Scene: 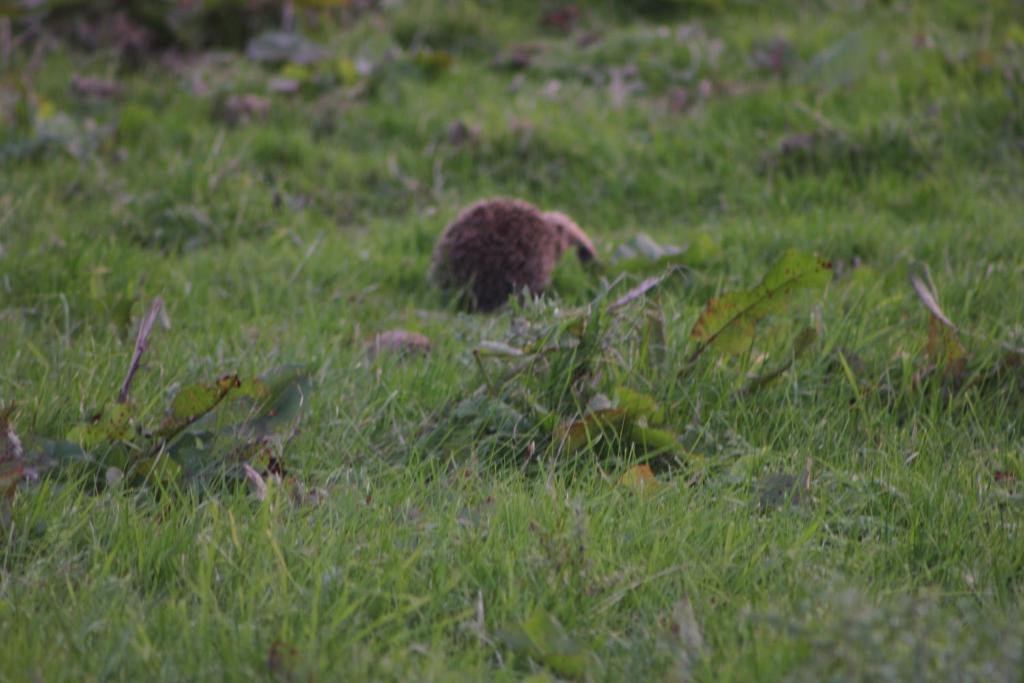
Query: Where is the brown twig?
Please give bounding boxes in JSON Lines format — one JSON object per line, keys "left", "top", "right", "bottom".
{"left": 118, "top": 297, "right": 163, "bottom": 404}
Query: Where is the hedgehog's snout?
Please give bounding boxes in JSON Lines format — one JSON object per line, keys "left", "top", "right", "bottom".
{"left": 543, "top": 211, "right": 597, "bottom": 263}
{"left": 574, "top": 242, "right": 596, "bottom": 262}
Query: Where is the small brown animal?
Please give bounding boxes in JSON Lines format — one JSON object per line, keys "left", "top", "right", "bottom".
{"left": 430, "top": 198, "right": 597, "bottom": 312}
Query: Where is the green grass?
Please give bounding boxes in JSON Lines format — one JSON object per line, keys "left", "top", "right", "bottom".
{"left": 2, "top": 0, "right": 1024, "bottom": 680}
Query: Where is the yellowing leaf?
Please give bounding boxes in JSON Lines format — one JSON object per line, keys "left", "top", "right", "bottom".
{"left": 556, "top": 409, "right": 631, "bottom": 453}
{"left": 690, "top": 249, "right": 832, "bottom": 358}
{"left": 557, "top": 408, "right": 682, "bottom": 460}
{"left": 619, "top": 464, "right": 662, "bottom": 494}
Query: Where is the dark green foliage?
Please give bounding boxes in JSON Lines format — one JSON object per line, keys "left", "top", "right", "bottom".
{"left": 2, "top": 0, "right": 1024, "bottom": 680}
{"left": 32, "top": 0, "right": 282, "bottom": 51}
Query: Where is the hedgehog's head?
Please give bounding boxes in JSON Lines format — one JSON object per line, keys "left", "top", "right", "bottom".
{"left": 542, "top": 210, "right": 597, "bottom": 263}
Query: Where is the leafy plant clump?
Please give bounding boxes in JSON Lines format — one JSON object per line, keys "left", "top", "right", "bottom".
{"left": 688, "top": 249, "right": 832, "bottom": 362}
{"left": 423, "top": 248, "right": 833, "bottom": 488}
{"left": 0, "top": 299, "right": 313, "bottom": 522}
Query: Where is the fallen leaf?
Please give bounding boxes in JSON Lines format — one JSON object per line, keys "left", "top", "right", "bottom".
{"left": 910, "top": 268, "right": 968, "bottom": 379}
{"left": 366, "top": 330, "right": 431, "bottom": 358}
{"left": 557, "top": 408, "right": 631, "bottom": 453}
{"left": 243, "top": 463, "right": 267, "bottom": 501}
{"left": 558, "top": 408, "right": 679, "bottom": 458}
{"left": 689, "top": 249, "right": 832, "bottom": 360}
{"left": 910, "top": 272, "right": 955, "bottom": 328}
{"left": 618, "top": 463, "right": 662, "bottom": 494}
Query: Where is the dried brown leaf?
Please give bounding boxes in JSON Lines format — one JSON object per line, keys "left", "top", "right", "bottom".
{"left": 910, "top": 274, "right": 955, "bottom": 329}
{"left": 366, "top": 330, "right": 431, "bottom": 358}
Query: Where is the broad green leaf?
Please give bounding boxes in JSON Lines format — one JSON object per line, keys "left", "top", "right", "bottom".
{"left": 690, "top": 249, "right": 832, "bottom": 357}
{"left": 191, "top": 365, "right": 310, "bottom": 439}
{"left": 22, "top": 437, "right": 92, "bottom": 467}
{"left": 630, "top": 425, "right": 680, "bottom": 455}
{"left": 166, "top": 437, "right": 215, "bottom": 479}
{"left": 67, "top": 402, "right": 135, "bottom": 449}
{"left": 557, "top": 409, "right": 680, "bottom": 458}
{"left": 498, "top": 609, "right": 589, "bottom": 679}
{"left": 165, "top": 366, "right": 311, "bottom": 483}
{"left": 156, "top": 375, "right": 242, "bottom": 439}
{"left": 613, "top": 386, "right": 664, "bottom": 423}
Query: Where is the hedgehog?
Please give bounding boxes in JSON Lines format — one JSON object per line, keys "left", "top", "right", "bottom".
{"left": 430, "top": 198, "right": 597, "bottom": 312}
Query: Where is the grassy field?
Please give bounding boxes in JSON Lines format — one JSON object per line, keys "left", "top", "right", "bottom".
{"left": 2, "top": 1, "right": 1024, "bottom": 680}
